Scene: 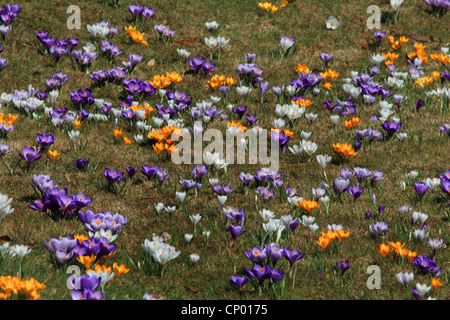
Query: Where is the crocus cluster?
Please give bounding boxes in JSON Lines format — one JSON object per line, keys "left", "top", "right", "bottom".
{"left": 0, "top": 4, "right": 21, "bottom": 25}
{"left": 142, "top": 233, "right": 181, "bottom": 269}
{"left": 78, "top": 210, "right": 128, "bottom": 243}
{"left": 87, "top": 19, "right": 119, "bottom": 39}
{"left": 128, "top": 4, "right": 155, "bottom": 20}
{"left": 29, "top": 175, "right": 93, "bottom": 219}
{"left": 188, "top": 56, "right": 215, "bottom": 76}
{"left": 89, "top": 67, "right": 128, "bottom": 85}
{"left": 36, "top": 31, "right": 78, "bottom": 62}
{"left": 154, "top": 23, "right": 175, "bottom": 39}
{"left": 70, "top": 88, "right": 95, "bottom": 107}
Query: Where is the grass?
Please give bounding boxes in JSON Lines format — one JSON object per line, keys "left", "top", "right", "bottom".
{"left": 0, "top": 0, "right": 449, "bottom": 300}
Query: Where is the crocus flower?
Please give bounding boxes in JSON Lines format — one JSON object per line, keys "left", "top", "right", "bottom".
{"left": 245, "top": 264, "right": 272, "bottom": 285}
{"left": 142, "top": 165, "right": 158, "bottom": 180}
{"left": 19, "top": 146, "right": 41, "bottom": 164}
{"left": 279, "top": 36, "right": 295, "bottom": 53}
{"left": 126, "top": 167, "right": 138, "bottom": 179}
{"left": 192, "top": 164, "right": 208, "bottom": 181}
{"left": 245, "top": 246, "right": 267, "bottom": 263}
{"left": 229, "top": 275, "right": 248, "bottom": 289}
{"left": 319, "top": 52, "right": 333, "bottom": 66}
{"left": 336, "top": 260, "right": 350, "bottom": 275}
{"left": 381, "top": 120, "right": 402, "bottom": 136}
{"left": 283, "top": 248, "right": 305, "bottom": 268}
{"left": 413, "top": 255, "right": 437, "bottom": 275}
{"left": 36, "top": 132, "right": 55, "bottom": 149}
{"left": 104, "top": 168, "right": 124, "bottom": 185}
{"left": 347, "top": 185, "right": 363, "bottom": 200}
{"left": 228, "top": 224, "right": 246, "bottom": 240}
{"left": 370, "top": 222, "right": 388, "bottom": 235}
{"left": 396, "top": 272, "right": 414, "bottom": 287}
{"left": 414, "top": 182, "right": 429, "bottom": 201}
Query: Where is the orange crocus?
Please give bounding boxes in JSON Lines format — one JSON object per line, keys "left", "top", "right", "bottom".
{"left": 296, "top": 200, "right": 319, "bottom": 212}
{"left": 336, "top": 229, "right": 350, "bottom": 243}
{"left": 113, "top": 129, "right": 124, "bottom": 140}
{"left": 388, "top": 242, "right": 405, "bottom": 254}
{"left": 153, "top": 142, "right": 165, "bottom": 154}
{"left": 431, "top": 278, "right": 443, "bottom": 290}
{"left": 122, "top": 136, "right": 132, "bottom": 145}
{"left": 316, "top": 236, "right": 332, "bottom": 249}
{"left": 48, "top": 149, "right": 60, "bottom": 160}
{"left": 77, "top": 254, "right": 96, "bottom": 269}
{"left": 377, "top": 243, "right": 392, "bottom": 257}
{"left": 73, "top": 119, "right": 82, "bottom": 130}
{"left": 113, "top": 263, "right": 130, "bottom": 278}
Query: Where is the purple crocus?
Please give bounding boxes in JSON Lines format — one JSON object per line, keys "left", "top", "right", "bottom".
{"left": 347, "top": 185, "right": 363, "bottom": 200}
{"left": 245, "top": 246, "right": 267, "bottom": 263}
{"left": 333, "top": 177, "right": 350, "bottom": 194}
{"left": 414, "top": 182, "right": 429, "bottom": 201}
{"left": 201, "top": 61, "right": 216, "bottom": 75}
{"left": 319, "top": 52, "right": 333, "bottom": 66}
{"left": 229, "top": 275, "right": 248, "bottom": 289}
{"left": 0, "top": 142, "right": 11, "bottom": 155}
{"left": 413, "top": 255, "right": 437, "bottom": 275}
{"left": 439, "top": 123, "right": 450, "bottom": 136}
{"left": 232, "top": 105, "right": 247, "bottom": 119}
{"left": 128, "top": 4, "right": 143, "bottom": 16}
{"left": 373, "top": 31, "right": 386, "bottom": 41}
{"left": 381, "top": 120, "right": 402, "bottom": 136}
{"left": 416, "top": 99, "right": 425, "bottom": 111}
{"left": 36, "top": 132, "right": 55, "bottom": 149}
{"left": 245, "top": 264, "right": 272, "bottom": 285}
{"left": 142, "top": 7, "right": 155, "bottom": 19}
{"left": 156, "top": 168, "right": 172, "bottom": 182}
{"left": 192, "top": 164, "right": 208, "bottom": 181}
{"left": 244, "top": 53, "right": 256, "bottom": 63}
{"left": 266, "top": 244, "right": 284, "bottom": 264}
{"left": 369, "top": 221, "right": 388, "bottom": 235}
{"left": 75, "top": 159, "right": 89, "bottom": 171}
{"left": 256, "top": 186, "right": 275, "bottom": 201}
{"left": 104, "top": 168, "right": 124, "bottom": 185}
{"left": 126, "top": 166, "right": 138, "bottom": 179}
{"left": 228, "top": 224, "right": 246, "bottom": 240}
{"left": 283, "top": 248, "right": 305, "bottom": 268}
{"left": 188, "top": 56, "right": 205, "bottom": 73}
{"left": 336, "top": 260, "right": 350, "bottom": 275}
{"left": 19, "top": 146, "right": 41, "bottom": 164}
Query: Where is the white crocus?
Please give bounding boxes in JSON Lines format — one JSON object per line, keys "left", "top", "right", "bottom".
{"left": 302, "top": 140, "right": 318, "bottom": 155}
{"left": 275, "top": 104, "right": 289, "bottom": 117}
{"left": 390, "top": 0, "right": 404, "bottom": 11}
{"left": 184, "top": 233, "right": 193, "bottom": 244}
{"left": 205, "top": 37, "right": 218, "bottom": 48}
{"left": 0, "top": 193, "right": 14, "bottom": 223}
{"left": 175, "top": 191, "right": 186, "bottom": 204}
{"left": 415, "top": 283, "right": 431, "bottom": 297}
{"left": 370, "top": 54, "right": 385, "bottom": 66}
{"left": 325, "top": 16, "right": 340, "bottom": 30}
{"left": 67, "top": 130, "right": 80, "bottom": 142}
{"left": 177, "top": 48, "right": 191, "bottom": 58}
{"left": 259, "top": 209, "right": 275, "bottom": 222}
{"left": 205, "top": 21, "right": 219, "bottom": 32}
{"left": 288, "top": 143, "right": 303, "bottom": 155}
{"left": 300, "top": 131, "right": 311, "bottom": 140}
{"left": 425, "top": 178, "right": 440, "bottom": 191}
{"left": 216, "top": 36, "right": 230, "bottom": 48}
{"left": 330, "top": 115, "right": 339, "bottom": 125}
{"left": 236, "top": 85, "right": 252, "bottom": 98}
{"left": 190, "top": 253, "right": 200, "bottom": 265}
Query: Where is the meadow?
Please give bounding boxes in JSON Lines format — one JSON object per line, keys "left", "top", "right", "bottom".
{"left": 0, "top": 0, "right": 448, "bottom": 300}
